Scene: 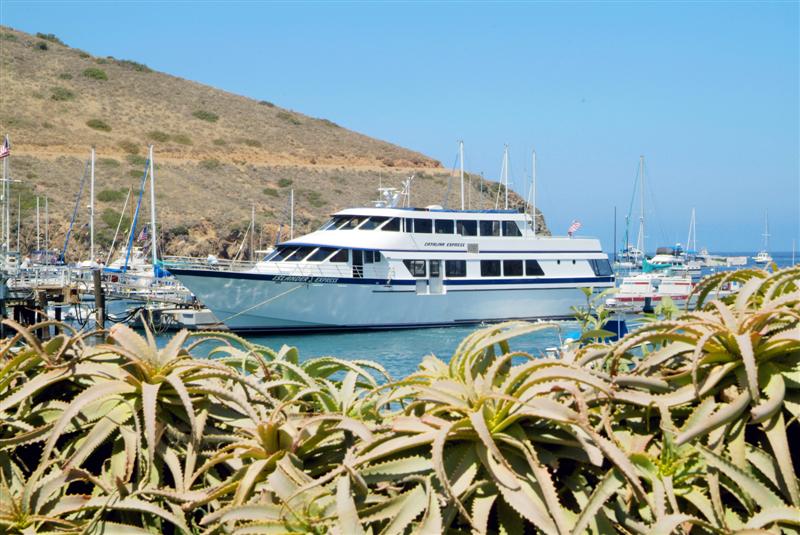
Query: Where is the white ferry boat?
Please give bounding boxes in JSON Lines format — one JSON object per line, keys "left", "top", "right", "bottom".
{"left": 167, "top": 203, "right": 614, "bottom": 332}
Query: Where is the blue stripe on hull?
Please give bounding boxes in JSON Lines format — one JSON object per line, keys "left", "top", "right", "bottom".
{"left": 167, "top": 268, "right": 613, "bottom": 287}
{"left": 215, "top": 315, "right": 577, "bottom": 334}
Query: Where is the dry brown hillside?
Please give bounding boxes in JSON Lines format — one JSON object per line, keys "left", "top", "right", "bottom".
{"left": 0, "top": 27, "right": 548, "bottom": 259}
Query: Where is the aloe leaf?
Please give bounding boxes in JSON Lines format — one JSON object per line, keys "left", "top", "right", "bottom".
{"left": 201, "top": 503, "right": 282, "bottom": 526}
{"left": 83, "top": 496, "right": 190, "bottom": 533}
{"left": 699, "top": 445, "right": 786, "bottom": 509}
{"left": 140, "top": 380, "right": 161, "bottom": 472}
{"left": 360, "top": 484, "right": 426, "bottom": 524}
{"left": 42, "top": 381, "right": 135, "bottom": 462}
{"left": 477, "top": 447, "right": 558, "bottom": 535}
{"left": 650, "top": 513, "right": 707, "bottom": 535}
{"left": 571, "top": 468, "right": 625, "bottom": 535}
{"left": 675, "top": 389, "right": 750, "bottom": 446}
{"left": 416, "top": 479, "right": 443, "bottom": 534}
{"left": 336, "top": 473, "right": 365, "bottom": 535}
{"left": 733, "top": 332, "right": 760, "bottom": 403}
{"left": 762, "top": 411, "right": 800, "bottom": 506}
{"left": 744, "top": 505, "right": 800, "bottom": 529}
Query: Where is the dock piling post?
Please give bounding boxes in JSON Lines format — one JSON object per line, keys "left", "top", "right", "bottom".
{"left": 92, "top": 269, "right": 105, "bottom": 330}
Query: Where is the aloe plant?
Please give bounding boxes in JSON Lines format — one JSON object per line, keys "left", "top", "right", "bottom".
{"left": 0, "top": 267, "right": 797, "bottom": 533}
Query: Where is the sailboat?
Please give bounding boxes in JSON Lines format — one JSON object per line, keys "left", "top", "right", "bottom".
{"left": 616, "top": 156, "right": 646, "bottom": 270}
{"left": 752, "top": 212, "right": 772, "bottom": 264}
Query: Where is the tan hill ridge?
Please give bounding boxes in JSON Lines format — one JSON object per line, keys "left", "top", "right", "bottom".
{"left": 0, "top": 26, "right": 548, "bottom": 260}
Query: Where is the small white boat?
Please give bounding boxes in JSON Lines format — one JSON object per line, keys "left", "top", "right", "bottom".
{"left": 606, "top": 272, "right": 695, "bottom": 312}
{"left": 752, "top": 251, "right": 772, "bottom": 265}
{"left": 753, "top": 212, "right": 771, "bottom": 264}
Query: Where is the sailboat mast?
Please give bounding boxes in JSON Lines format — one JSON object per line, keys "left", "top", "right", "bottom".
{"left": 289, "top": 189, "right": 294, "bottom": 240}
{"left": 1, "top": 146, "right": 6, "bottom": 253}
{"left": 35, "top": 196, "right": 40, "bottom": 251}
{"left": 459, "top": 140, "right": 465, "bottom": 211}
{"left": 532, "top": 149, "right": 537, "bottom": 236}
{"left": 15, "top": 195, "right": 20, "bottom": 252}
{"left": 638, "top": 155, "right": 645, "bottom": 255}
{"left": 504, "top": 145, "right": 509, "bottom": 210}
{"left": 148, "top": 145, "right": 158, "bottom": 269}
{"left": 250, "top": 204, "right": 255, "bottom": 261}
{"left": 45, "top": 196, "right": 48, "bottom": 251}
{"left": 90, "top": 147, "right": 95, "bottom": 262}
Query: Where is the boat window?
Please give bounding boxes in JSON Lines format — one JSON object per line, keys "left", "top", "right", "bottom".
{"left": 445, "top": 260, "right": 467, "bottom": 277}
{"left": 525, "top": 260, "right": 545, "bottom": 276}
{"left": 403, "top": 259, "right": 427, "bottom": 277}
{"left": 323, "top": 216, "right": 347, "bottom": 230}
{"left": 479, "top": 220, "right": 501, "bottom": 237}
{"left": 503, "top": 260, "right": 523, "bottom": 276}
{"left": 429, "top": 260, "right": 441, "bottom": 277}
{"left": 404, "top": 218, "right": 414, "bottom": 232}
{"left": 274, "top": 246, "right": 299, "bottom": 261}
{"left": 589, "top": 259, "right": 613, "bottom": 276}
{"left": 263, "top": 249, "right": 281, "bottom": 262}
{"left": 329, "top": 249, "right": 349, "bottom": 263}
{"left": 456, "top": 220, "right": 478, "bottom": 236}
{"left": 318, "top": 218, "right": 336, "bottom": 231}
{"left": 285, "top": 247, "right": 314, "bottom": 261}
{"left": 372, "top": 251, "right": 383, "bottom": 262}
{"left": 435, "top": 220, "right": 455, "bottom": 234}
{"left": 341, "top": 217, "right": 366, "bottom": 230}
{"left": 359, "top": 217, "right": 388, "bottom": 230}
{"left": 307, "top": 247, "right": 337, "bottom": 262}
{"left": 480, "top": 260, "right": 501, "bottom": 277}
{"left": 414, "top": 219, "right": 433, "bottom": 233}
{"left": 381, "top": 218, "right": 400, "bottom": 231}
{"left": 502, "top": 221, "right": 523, "bottom": 237}
{"left": 364, "top": 250, "right": 374, "bottom": 264}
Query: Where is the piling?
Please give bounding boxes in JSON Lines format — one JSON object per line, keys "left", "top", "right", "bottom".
{"left": 36, "top": 291, "right": 47, "bottom": 339}
{"left": 92, "top": 269, "right": 105, "bottom": 329}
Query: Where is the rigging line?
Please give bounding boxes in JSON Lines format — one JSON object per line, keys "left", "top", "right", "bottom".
{"left": 62, "top": 160, "right": 90, "bottom": 261}
{"left": 218, "top": 284, "right": 303, "bottom": 324}
{"left": 494, "top": 152, "right": 505, "bottom": 210}
{"left": 644, "top": 162, "right": 668, "bottom": 247}
{"left": 624, "top": 164, "right": 639, "bottom": 249}
{"left": 442, "top": 150, "right": 459, "bottom": 208}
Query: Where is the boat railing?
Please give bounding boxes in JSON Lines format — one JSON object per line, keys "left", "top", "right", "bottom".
{"left": 161, "top": 256, "right": 258, "bottom": 272}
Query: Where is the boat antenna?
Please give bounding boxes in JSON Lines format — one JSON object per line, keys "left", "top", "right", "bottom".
{"left": 459, "top": 140, "right": 465, "bottom": 211}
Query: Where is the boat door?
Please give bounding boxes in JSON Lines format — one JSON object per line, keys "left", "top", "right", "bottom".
{"left": 428, "top": 260, "right": 444, "bottom": 294}
{"left": 352, "top": 250, "right": 364, "bottom": 278}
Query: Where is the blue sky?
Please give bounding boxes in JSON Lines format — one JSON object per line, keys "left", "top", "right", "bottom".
{"left": 3, "top": 1, "right": 798, "bottom": 252}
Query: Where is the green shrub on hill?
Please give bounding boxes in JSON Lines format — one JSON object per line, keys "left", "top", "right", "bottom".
{"left": 57, "top": 73, "right": 72, "bottom": 80}
{"left": 172, "top": 133, "right": 192, "bottom": 145}
{"left": 263, "top": 187, "right": 278, "bottom": 197}
{"left": 278, "top": 178, "right": 293, "bottom": 187}
{"left": 35, "top": 41, "right": 48, "bottom": 51}
{"left": 85, "top": 118, "right": 111, "bottom": 132}
{"left": 200, "top": 158, "right": 221, "bottom": 170}
{"left": 146, "top": 130, "right": 170, "bottom": 142}
{"left": 192, "top": 110, "right": 218, "bottom": 122}
{"left": 83, "top": 67, "right": 108, "bottom": 81}
{"left": 118, "top": 140, "right": 139, "bottom": 154}
{"left": 50, "top": 86, "right": 75, "bottom": 101}
{"left": 35, "top": 32, "right": 64, "bottom": 45}
{"left": 97, "top": 188, "right": 127, "bottom": 202}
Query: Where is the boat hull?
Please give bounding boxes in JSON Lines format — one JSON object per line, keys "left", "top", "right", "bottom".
{"left": 170, "top": 269, "right": 613, "bottom": 332}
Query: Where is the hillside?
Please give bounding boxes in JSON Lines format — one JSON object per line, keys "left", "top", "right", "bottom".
{"left": 0, "top": 27, "right": 548, "bottom": 259}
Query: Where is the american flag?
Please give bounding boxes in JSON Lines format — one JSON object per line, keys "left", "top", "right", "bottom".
{"left": 0, "top": 136, "right": 10, "bottom": 159}
{"left": 567, "top": 220, "right": 582, "bottom": 236}
{"left": 137, "top": 225, "right": 149, "bottom": 242}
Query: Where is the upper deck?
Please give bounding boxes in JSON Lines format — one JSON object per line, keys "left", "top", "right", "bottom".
{"left": 277, "top": 206, "right": 604, "bottom": 255}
